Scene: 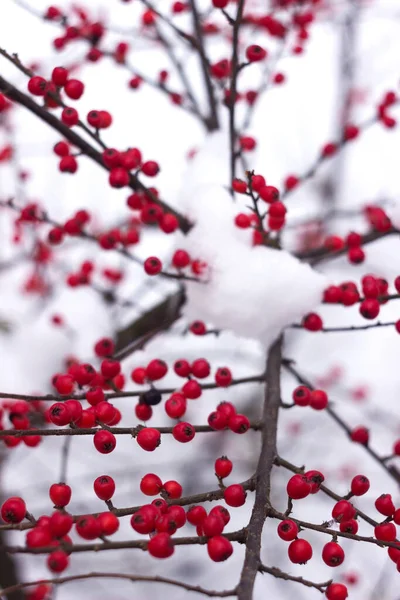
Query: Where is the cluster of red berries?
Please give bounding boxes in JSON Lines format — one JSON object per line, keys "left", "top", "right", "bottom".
{"left": 0, "top": 399, "right": 44, "bottom": 448}
{"left": 292, "top": 385, "right": 328, "bottom": 410}
{"left": 232, "top": 174, "right": 287, "bottom": 236}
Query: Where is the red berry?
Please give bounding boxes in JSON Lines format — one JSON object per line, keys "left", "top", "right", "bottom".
{"left": 374, "top": 522, "right": 397, "bottom": 541}
{"left": 109, "top": 167, "right": 129, "bottom": 188}
{"left": 304, "top": 469, "right": 325, "bottom": 493}
{"left": 172, "top": 421, "right": 195, "bottom": 443}
{"left": 277, "top": 519, "right": 299, "bottom": 541}
{"left": 246, "top": 44, "right": 267, "bottom": 62}
{"left": 325, "top": 583, "right": 348, "bottom": 600}
{"left": 76, "top": 515, "right": 101, "bottom": 540}
{"left": 191, "top": 358, "right": 210, "bottom": 379}
{"left": 292, "top": 385, "right": 311, "bottom": 406}
{"left": 350, "top": 426, "right": 369, "bottom": 445}
{"left": 182, "top": 379, "right": 202, "bottom": 399}
{"left": 190, "top": 320, "right": 206, "bottom": 335}
{"left": 174, "top": 359, "right": 191, "bottom": 377}
{"left": 54, "top": 374, "right": 74, "bottom": 395}
{"left": 131, "top": 505, "right": 158, "bottom": 534}
{"left": 207, "top": 535, "right": 233, "bottom": 562}
{"left": 49, "top": 483, "right": 71, "bottom": 507}
{"left": 1, "top": 497, "right": 26, "bottom": 523}
{"left": 93, "top": 430, "right": 116, "bottom": 454}
{"left": 375, "top": 494, "right": 395, "bottom": 517}
{"left": 163, "top": 480, "right": 182, "bottom": 499}
{"left": 52, "top": 66, "right": 68, "bottom": 86}
{"left": 359, "top": 298, "right": 380, "bottom": 319}
{"left": 93, "top": 475, "right": 115, "bottom": 501}
{"left": 332, "top": 500, "right": 356, "bottom": 522}
{"left": 47, "top": 550, "right": 69, "bottom": 573}
{"left": 49, "top": 403, "right": 72, "bottom": 426}
{"left": 146, "top": 359, "right": 168, "bottom": 381}
{"left": 322, "top": 542, "right": 345, "bottom": 567}
{"left": 303, "top": 313, "right": 323, "bottom": 331}
{"left": 350, "top": 474, "right": 370, "bottom": 496}
{"left": 172, "top": 250, "right": 190, "bottom": 269}
{"left": 140, "top": 473, "right": 162, "bottom": 496}
{"left": 61, "top": 107, "right": 79, "bottom": 126}
{"left": 165, "top": 393, "right": 187, "bottom": 419}
{"left": 144, "top": 256, "right": 162, "bottom": 275}
{"left": 310, "top": 389, "right": 328, "bottom": 410}
{"left": 28, "top": 76, "right": 47, "bottom": 96}
{"left": 232, "top": 178, "right": 247, "bottom": 193}
{"left": 288, "top": 538, "right": 313, "bottom": 564}
{"left": 223, "top": 484, "right": 246, "bottom": 507}
{"left": 137, "top": 428, "right": 161, "bottom": 451}
{"left": 203, "top": 514, "right": 224, "bottom": 537}
{"left": 187, "top": 505, "right": 207, "bottom": 526}
{"left": 215, "top": 456, "right": 232, "bottom": 479}
{"left": 98, "top": 512, "right": 119, "bottom": 535}
{"left": 100, "top": 359, "right": 121, "bottom": 379}
{"left": 286, "top": 475, "right": 311, "bottom": 500}
{"left": 148, "top": 532, "right": 174, "bottom": 558}
{"left": 215, "top": 367, "right": 232, "bottom": 387}
{"left": 340, "top": 519, "right": 358, "bottom": 534}
{"left": 228, "top": 414, "right": 250, "bottom": 433}
{"left": 64, "top": 79, "right": 84, "bottom": 100}
{"left": 142, "top": 161, "right": 159, "bottom": 177}
{"left": 49, "top": 511, "right": 73, "bottom": 537}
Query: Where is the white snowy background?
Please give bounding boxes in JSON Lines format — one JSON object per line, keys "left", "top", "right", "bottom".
{"left": 1, "top": 0, "right": 400, "bottom": 598}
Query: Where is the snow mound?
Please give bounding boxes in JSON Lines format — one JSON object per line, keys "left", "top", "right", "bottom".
{"left": 179, "top": 130, "right": 328, "bottom": 349}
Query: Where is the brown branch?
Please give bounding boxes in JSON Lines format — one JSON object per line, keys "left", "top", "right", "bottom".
{"left": 259, "top": 564, "right": 331, "bottom": 593}
{"left": 0, "top": 372, "right": 265, "bottom": 403}
{"left": 0, "top": 74, "right": 192, "bottom": 233}
{"left": 188, "top": 0, "right": 219, "bottom": 131}
{"left": 0, "top": 421, "right": 262, "bottom": 438}
{"left": 274, "top": 455, "right": 378, "bottom": 527}
{"left": 5, "top": 529, "right": 246, "bottom": 555}
{"left": 0, "top": 571, "right": 236, "bottom": 598}
{"left": 282, "top": 361, "right": 400, "bottom": 486}
{"left": 290, "top": 321, "right": 397, "bottom": 333}
{"left": 228, "top": 0, "right": 245, "bottom": 191}
{"left": 237, "top": 336, "right": 283, "bottom": 600}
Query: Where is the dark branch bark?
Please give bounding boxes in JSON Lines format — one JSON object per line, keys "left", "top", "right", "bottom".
{"left": 237, "top": 336, "right": 283, "bottom": 600}
{"left": 188, "top": 0, "right": 219, "bottom": 131}
{"left": 229, "top": 0, "right": 245, "bottom": 192}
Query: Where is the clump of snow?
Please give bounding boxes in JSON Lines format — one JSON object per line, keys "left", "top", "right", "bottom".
{"left": 178, "top": 130, "right": 328, "bottom": 349}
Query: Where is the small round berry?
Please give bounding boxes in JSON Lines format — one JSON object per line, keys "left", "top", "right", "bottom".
{"left": 350, "top": 426, "right": 369, "bottom": 445}
{"left": 98, "top": 512, "right": 119, "bottom": 535}
{"left": 245, "top": 44, "right": 267, "bottom": 62}
{"left": 172, "top": 249, "right": 190, "bottom": 269}
{"left": 288, "top": 538, "right": 313, "bottom": 564}
{"left": 325, "top": 583, "right": 348, "bottom": 600}
{"left": 215, "top": 367, "right": 232, "bottom": 387}
{"left": 187, "top": 505, "right": 207, "bottom": 526}
{"left": 375, "top": 494, "right": 395, "bottom": 517}
{"left": 146, "top": 359, "right": 168, "bottom": 381}
{"left": 310, "top": 389, "right": 328, "bottom": 410}
{"left": 49, "top": 483, "right": 71, "bottom": 507}
{"left": 137, "top": 428, "right": 161, "bottom": 451}
{"left": 191, "top": 358, "right": 210, "bottom": 379}
{"left": 277, "top": 519, "right": 299, "bottom": 541}
{"left": 140, "top": 389, "right": 162, "bottom": 406}
{"left": 165, "top": 393, "right": 187, "bottom": 419}
{"left": 332, "top": 500, "right": 356, "bottom": 522}
{"left": 93, "top": 475, "right": 115, "bottom": 501}
{"left": 374, "top": 522, "right": 397, "bottom": 542}
{"left": 304, "top": 470, "right": 325, "bottom": 493}
{"left": 339, "top": 519, "right": 358, "bottom": 534}
{"left": 182, "top": 379, "right": 202, "bottom": 399}
{"left": 142, "top": 161, "right": 159, "bottom": 177}
{"left": 322, "top": 542, "right": 345, "bottom": 567}
{"left": 47, "top": 550, "right": 69, "bottom": 573}
{"left": 109, "top": 167, "right": 129, "bottom": 188}
{"left": 223, "top": 484, "right": 246, "bottom": 507}
{"left": 144, "top": 257, "right": 162, "bottom": 275}
{"left": 286, "top": 475, "right": 311, "bottom": 500}
{"left": 148, "top": 532, "right": 174, "bottom": 558}
{"left": 64, "top": 79, "right": 84, "bottom": 100}
{"left": 292, "top": 385, "right": 311, "bottom": 407}
{"left": 228, "top": 414, "right": 250, "bottom": 434}
{"left": 303, "top": 313, "right": 323, "bottom": 331}
{"left": 1, "top": 497, "right": 26, "bottom": 523}
{"left": 172, "top": 422, "right": 195, "bottom": 443}
{"left": 163, "top": 480, "right": 182, "bottom": 499}
{"left": 207, "top": 535, "right": 233, "bottom": 562}
{"left": 215, "top": 456, "right": 233, "bottom": 479}
{"left": 350, "top": 474, "right": 370, "bottom": 496}
{"left": 140, "top": 473, "right": 163, "bottom": 496}
{"left": 93, "top": 430, "right": 116, "bottom": 454}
